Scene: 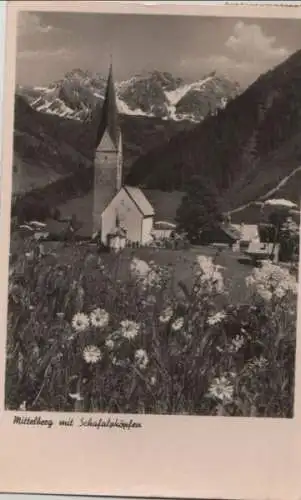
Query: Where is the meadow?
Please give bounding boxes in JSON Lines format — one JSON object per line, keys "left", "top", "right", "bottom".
{"left": 5, "top": 235, "right": 298, "bottom": 417}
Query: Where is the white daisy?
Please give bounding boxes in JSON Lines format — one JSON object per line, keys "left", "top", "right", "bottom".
{"left": 90, "top": 308, "right": 109, "bottom": 329}
{"left": 83, "top": 345, "right": 102, "bottom": 364}
{"left": 159, "top": 306, "right": 174, "bottom": 323}
{"left": 208, "top": 311, "right": 226, "bottom": 326}
{"left": 228, "top": 335, "right": 244, "bottom": 353}
{"left": 134, "top": 349, "right": 149, "bottom": 370}
{"left": 120, "top": 320, "right": 140, "bottom": 340}
{"left": 72, "top": 312, "right": 90, "bottom": 332}
{"left": 171, "top": 317, "right": 184, "bottom": 331}
{"left": 207, "top": 376, "right": 234, "bottom": 404}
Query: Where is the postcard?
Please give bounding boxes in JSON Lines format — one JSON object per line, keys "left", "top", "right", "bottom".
{"left": 1, "top": 1, "right": 301, "bottom": 499}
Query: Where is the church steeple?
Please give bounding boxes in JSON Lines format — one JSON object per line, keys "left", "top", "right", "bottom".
{"left": 95, "top": 62, "right": 120, "bottom": 149}
{"left": 92, "top": 61, "right": 123, "bottom": 238}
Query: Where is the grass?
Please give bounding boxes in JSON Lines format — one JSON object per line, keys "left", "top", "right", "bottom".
{"left": 5, "top": 235, "right": 298, "bottom": 417}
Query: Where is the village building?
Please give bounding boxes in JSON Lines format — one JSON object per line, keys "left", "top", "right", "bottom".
{"left": 232, "top": 223, "right": 260, "bottom": 251}
{"left": 245, "top": 241, "right": 280, "bottom": 264}
{"left": 199, "top": 223, "right": 241, "bottom": 248}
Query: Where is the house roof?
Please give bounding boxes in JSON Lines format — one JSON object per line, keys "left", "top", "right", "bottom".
{"left": 232, "top": 224, "right": 259, "bottom": 241}
{"left": 141, "top": 189, "right": 184, "bottom": 224}
{"left": 95, "top": 64, "right": 120, "bottom": 150}
{"left": 263, "top": 198, "right": 298, "bottom": 209}
{"left": 154, "top": 221, "right": 176, "bottom": 230}
{"left": 123, "top": 185, "right": 154, "bottom": 217}
{"left": 220, "top": 223, "right": 241, "bottom": 241}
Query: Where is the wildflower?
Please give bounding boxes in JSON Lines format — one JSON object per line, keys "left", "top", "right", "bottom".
{"left": 134, "top": 349, "right": 149, "bottom": 370}
{"left": 32, "top": 345, "right": 39, "bottom": 358}
{"left": 83, "top": 345, "right": 102, "bottom": 364}
{"left": 228, "top": 335, "right": 244, "bottom": 353}
{"left": 248, "top": 356, "right": 268, "bottom": 370}
{"left": 159, "top": 306, "right": 174, "bottom": 323}
{"left": 257, "top": 287, "right": 272, "bottom": 301}
{"left": 69, "top": 392, "right": 84, "bottom": 401}
{"left": 246, "top": 261, "right": 297, "bottom": 300}
{"left": 171, "top": 317, "right": 184, "bottom": 331}
{"left": 72, "top": 312, "right": 90, "bottom": 332}
{"left": 130, "top": 257, "right": 150, "bottom": 278}
{"left": 196, "top": 255, "right": 224, "bottom": 292}
{"left": 144, "top": 294, "right": 157, "bottom": 306}
{"left": 19, "top": 401, "right": 26, "bottom": 411}
{"left": 197, "top": 255, "right": 215, "bottom": 275}
{"left": 120, "top": 320, "right": 140, "bottom": 339}
{"left": 111, "top": 355, "right": 118, "bottom": 366}
{"left": 105, "top": 338, "right": 115, "bottom": 350}
{"left": 111, "top": 355, "right": 127, "bottom": 367}
{"left": 90, "top": 308, "right": 109, "bottom": 329}
{"left": 150, "top": 376, "right": 157, "bottom": 386}
{"left": 130, "top": 257, "right": 161, "bottom": 288}
{"left": 207, "top": 376, "right": 234, "bottom": 404}
{"left": 208, "top": 311, "right": 226, "bottom": 326}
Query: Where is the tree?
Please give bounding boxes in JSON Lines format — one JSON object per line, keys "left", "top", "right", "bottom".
{"left": 268, "top": 207, "right": 290, "bottom": 260}
{"left": 176, "top": 175, "right": 222, "bottom": 242}
{"left": 268, "top": 207, "right": 299, "bottom": 263}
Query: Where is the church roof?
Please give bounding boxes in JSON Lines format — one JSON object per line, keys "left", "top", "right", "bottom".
{"left": 95, "top": 64, "right": 120, "bottom": 149}
{"left": 124, "top": 186, "right": 154, "bottom": 217}
{"left": 142, "top": 189, "right": 184, "bottom": 224}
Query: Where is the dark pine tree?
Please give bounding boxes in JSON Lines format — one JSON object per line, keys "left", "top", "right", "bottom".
{"left": 176, "top": 175, "right": 223, "bottom": 242}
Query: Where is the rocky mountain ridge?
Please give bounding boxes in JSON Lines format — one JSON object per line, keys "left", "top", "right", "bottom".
{"left": 16, "top": 68, "right": 241, "bottom": 123}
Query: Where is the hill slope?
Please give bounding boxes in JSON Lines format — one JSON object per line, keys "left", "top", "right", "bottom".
{"left": 13, "top": 95, "right": 193, "bottom": 196}
{"left": 126, "top": 49, "right": 301, "bottom": 211}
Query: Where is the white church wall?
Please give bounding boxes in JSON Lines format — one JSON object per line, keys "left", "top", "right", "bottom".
{"left": 141, "top": 216, "right": 154, "bottom": 244}
{"left": 101, "top": 188, "right": 142, "bottom": 244}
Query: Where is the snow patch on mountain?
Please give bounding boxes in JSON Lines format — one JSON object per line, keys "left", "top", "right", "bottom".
{"left": 116, "top": 96, "right": 151, "bottom": 117}
{"left": 165, "top": 84, "right": 192, "bottom": 106}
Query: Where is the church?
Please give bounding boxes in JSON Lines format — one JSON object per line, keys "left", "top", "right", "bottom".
{"left": 55, "top": 64, "right": 184, "bottom": 245}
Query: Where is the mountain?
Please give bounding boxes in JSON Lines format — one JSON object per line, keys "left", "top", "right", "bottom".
{"left": 126, "top": 49, "right": 301, "bottom": 216}
{"left": 12, "top": 94, "right": 192, "bottom": 197}
{"left": 16, "top": 69, "right": 241, "bottom": 123}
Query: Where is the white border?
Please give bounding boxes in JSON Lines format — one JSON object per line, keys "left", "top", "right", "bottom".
{"left": 0, "top": 3, "right": 300, "bottom": 500}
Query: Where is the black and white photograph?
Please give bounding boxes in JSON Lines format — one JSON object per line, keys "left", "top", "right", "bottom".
{"left": 5, "top": 6, "right": 301, "bottom": 418}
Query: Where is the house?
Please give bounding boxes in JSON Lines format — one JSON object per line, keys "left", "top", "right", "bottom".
{"left": 199, "top": 223, "right": 241, "bottom": 247}
{"left": 151, "top": 221, "right": 176, "bottom": 239}
{"left": 261, "top": 198, "right": 299, "bottom": 224}
{"left": 232, "top": 223, "right": 260, "bottom": 251}
{"left": 245, "top": 241, "right": 280, "bottom": 264}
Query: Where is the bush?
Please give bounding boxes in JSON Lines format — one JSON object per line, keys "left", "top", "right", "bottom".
{"left": 13, "top": 195, "right": 52, "bottom": 224}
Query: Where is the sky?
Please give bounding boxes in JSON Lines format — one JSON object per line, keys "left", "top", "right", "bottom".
{"left": 16, "top": 11, "right": 301, "bottom": 88}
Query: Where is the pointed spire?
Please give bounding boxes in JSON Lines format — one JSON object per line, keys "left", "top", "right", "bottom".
{"left": 95, "top": 61, "right": 120, "bottom": 149}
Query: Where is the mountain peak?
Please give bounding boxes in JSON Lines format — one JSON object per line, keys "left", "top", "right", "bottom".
{"left": 18, "top": 68, "right": 241, "bottom": 123}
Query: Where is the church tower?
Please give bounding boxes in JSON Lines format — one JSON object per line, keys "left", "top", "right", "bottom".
{"left": 92, "top": 63, "right": 122, "bottom": 236}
